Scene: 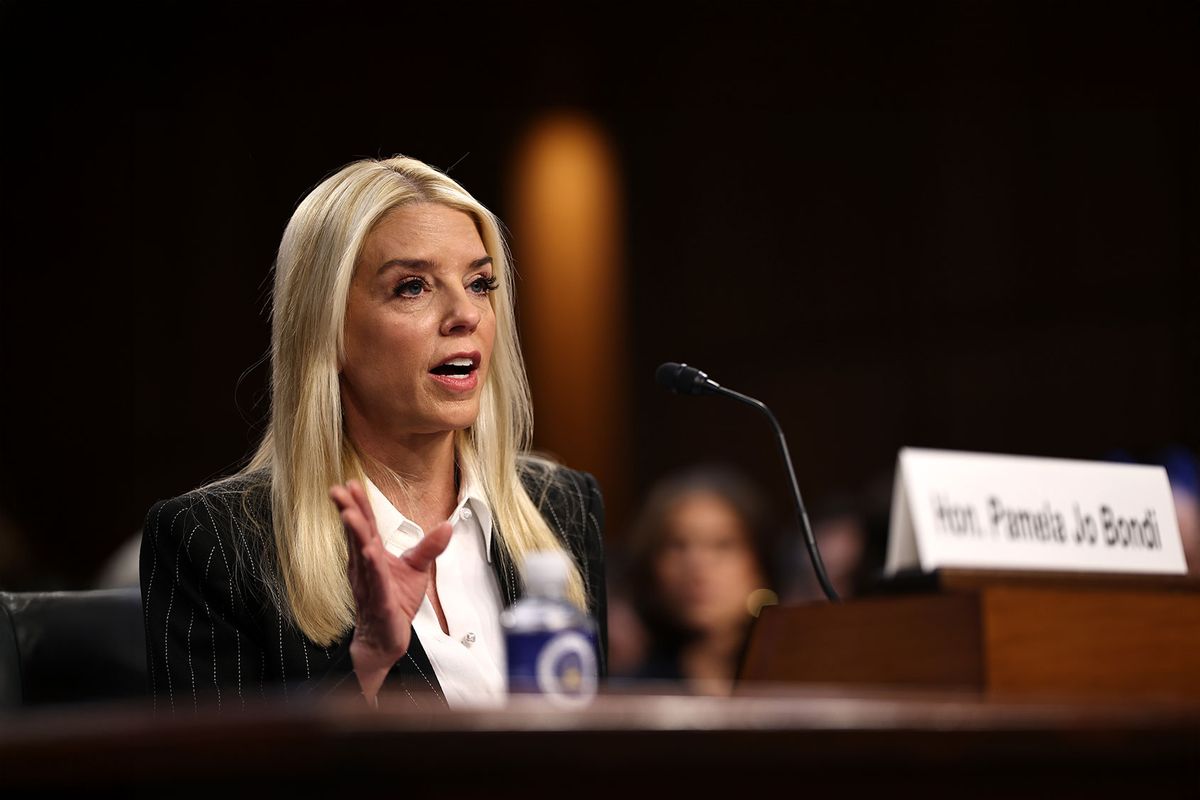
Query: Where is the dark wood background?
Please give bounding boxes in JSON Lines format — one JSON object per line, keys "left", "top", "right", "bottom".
{"left": 1, "top": 1, "right": 1196, "bottom": 585}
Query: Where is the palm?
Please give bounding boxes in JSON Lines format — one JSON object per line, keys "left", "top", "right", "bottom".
{"left": 350, "top": 539, "right": 434, "bottom": 658}
{"left": 331, "top": 480, "right": 452, "bottom": 678}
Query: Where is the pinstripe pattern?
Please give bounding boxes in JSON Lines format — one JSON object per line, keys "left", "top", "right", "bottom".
{"left": 139, "top": 465, "right": 607, "bottom": 711}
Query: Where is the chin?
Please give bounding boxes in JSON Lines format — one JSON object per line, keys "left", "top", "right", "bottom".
{"left": 438, "top": 411, "right": 481, "bottom": 432}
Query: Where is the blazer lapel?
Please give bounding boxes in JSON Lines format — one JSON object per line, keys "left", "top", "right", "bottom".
{"left": 489, "top": 524, "right": 521, "bottom": 607}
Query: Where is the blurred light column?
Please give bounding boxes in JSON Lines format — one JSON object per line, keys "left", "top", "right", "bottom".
{"left": 509, "top": 112, "right": 629, "bottom": 535}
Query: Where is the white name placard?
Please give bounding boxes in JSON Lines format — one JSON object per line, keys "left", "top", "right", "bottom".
{"left": 885, "top": 448, "right": 1187, "bottom": 576}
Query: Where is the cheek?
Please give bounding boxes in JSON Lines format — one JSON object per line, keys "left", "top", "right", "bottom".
{"left": 480, "top": 308, "right": 498, "bottom": 352}
{"left": 345, "top": 299, "right": 385, "bottom": 364}
{"left": 653, "top": 554, "right": 684, "bottom": 593}
{"left": 343, "top": 312, "right": 429, "bottom": 388}
{"left": 711, "top": 552, "right": 760, "bottom": 595}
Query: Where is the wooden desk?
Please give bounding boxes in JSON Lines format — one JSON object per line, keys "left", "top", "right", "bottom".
{"left": 742, "top": 571, "right": 1200, "bottom": 700}
{"left": 1, "top": 689, "right": 1197, "bottom": 798}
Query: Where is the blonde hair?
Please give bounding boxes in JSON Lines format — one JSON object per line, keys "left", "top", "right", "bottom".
{"left": 243, "top": 156, "right": 586, "bottom": 646}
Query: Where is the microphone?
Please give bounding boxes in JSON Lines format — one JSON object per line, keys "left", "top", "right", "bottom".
{"left": 653, "top": 362, "right": 721, "bottom": 396}
{"left": 655, "top": 362, "right": 840, "bottom": 602}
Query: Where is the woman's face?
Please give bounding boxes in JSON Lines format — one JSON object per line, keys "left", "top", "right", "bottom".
{"left": 653, "top": 492, "right": 764, "bottom": 635}
{"left": 341, "top": 203, "right": 497, "bottom": 442}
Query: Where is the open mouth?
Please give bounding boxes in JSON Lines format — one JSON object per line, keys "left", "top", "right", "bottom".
{"left": 429, "top": 355, "right": 479, "bottom": 378}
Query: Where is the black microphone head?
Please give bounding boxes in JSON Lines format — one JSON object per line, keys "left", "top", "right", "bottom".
{"left": 654, "top": 362, "right": 685, "bottom": 392}
{"left": 655, "top": 362, "right": 713, "bottom": 395}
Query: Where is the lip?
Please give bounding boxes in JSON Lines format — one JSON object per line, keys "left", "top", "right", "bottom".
{"left": 429, "top": 370, "right": 479, "bottom": 393}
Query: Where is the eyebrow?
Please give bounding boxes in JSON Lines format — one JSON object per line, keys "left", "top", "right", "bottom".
{"left": 376, "top": 255, "right": 493, "bottom": 275}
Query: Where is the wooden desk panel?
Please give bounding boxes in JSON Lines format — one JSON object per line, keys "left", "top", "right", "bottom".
{"left": 984, "top": 586, "right": 1200, "bottom": 698}
{"left": 741, "top": 573, "right": 1200, "bottom": 701}
{"left": 741, "top": 594, "right": 986, "bottom": 691}
{"left": 0, "top": 692, "right": 1196, "bottom": 798}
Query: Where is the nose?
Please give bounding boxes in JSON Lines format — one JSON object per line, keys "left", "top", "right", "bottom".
{"left": 439, "top": 287, "right": 481, "bottom": 336}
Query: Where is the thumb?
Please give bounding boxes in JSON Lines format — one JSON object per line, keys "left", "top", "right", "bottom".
{"left": 401, "top": 521, "right": 453, "bottom": 573}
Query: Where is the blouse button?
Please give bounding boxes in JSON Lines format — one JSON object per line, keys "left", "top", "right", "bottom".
{"left": 461, "top": 507, "right": 473, "bottom": 520}
{"left": 461, "top": 632, "right": 477, "bottom": 647}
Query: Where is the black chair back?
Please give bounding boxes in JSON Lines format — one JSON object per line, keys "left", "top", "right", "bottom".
{"left": 0, "top": 588, "right": 146, "bottom": 708}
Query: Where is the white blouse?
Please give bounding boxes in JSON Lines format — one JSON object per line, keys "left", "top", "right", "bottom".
{"left": 365, "top": 468, "right": 507, "bottom": 708}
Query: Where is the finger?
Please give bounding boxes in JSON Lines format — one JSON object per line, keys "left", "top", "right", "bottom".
{"left": 338, "top": 504, "right": 379, "bottom": 559}
{"left": 332, "top": 485, "right": 391, "bottom": 616}
{"left": 401, "top": 521, "right": 453, "bottom": 574}
{"left": 346, "top": 515, "right": 394, "bottom": 608}
{"left": 331, "top": 486, "right": 362, "bottom": 567}
{"left": 344, "top": 521, "right": 362, "bottom": 587}
{"left": 332, "top": 483, "right": 382, "bottom": 554}
{"left": 329, "top": 484, "right": 353, "bottom": 513}
{"left": 346, "top": 479, "right": 379, "bottom": 531}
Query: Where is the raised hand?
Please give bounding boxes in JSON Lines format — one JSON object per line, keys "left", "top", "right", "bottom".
{"left": 329, "top": 479, "right": 452, "bottom": 705}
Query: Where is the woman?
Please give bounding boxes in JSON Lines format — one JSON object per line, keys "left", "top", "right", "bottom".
{"left": 623, "top": 466, "right": 775, "bottom": 696}
{"left": 140, "top": 156, "right": 607, "bottom": 711}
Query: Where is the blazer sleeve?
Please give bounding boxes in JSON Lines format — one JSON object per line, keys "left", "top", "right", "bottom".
{"left": 140, "top": 493, "right": 266, "bottom": 712}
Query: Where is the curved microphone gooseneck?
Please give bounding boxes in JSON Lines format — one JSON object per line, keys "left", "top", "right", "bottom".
{"left": 655, "top": 362, "right": 841, "bottom": 602}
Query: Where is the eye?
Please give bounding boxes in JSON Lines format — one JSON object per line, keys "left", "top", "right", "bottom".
{"left": 393, "top": 277, "right": 428, "bottom": 298}
{"left": 469, "top": 275, "right": 500, "bottom": 295}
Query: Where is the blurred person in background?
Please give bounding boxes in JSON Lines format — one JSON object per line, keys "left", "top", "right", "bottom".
{"left": 603, "top": 561, "right": 649, "bottom": 678}
{"left": 782, "top": 477, "right": 891, "bottom": 603}
{"left": 1157, "top": 445, "right": 1200, "bottom": 575}
{"left": 622, "top": 466, "right": 778, "bottom": 696}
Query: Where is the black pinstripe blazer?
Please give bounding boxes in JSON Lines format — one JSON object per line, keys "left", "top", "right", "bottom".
{"left": 139, "top": 464, "right": 607, "bottom": 712}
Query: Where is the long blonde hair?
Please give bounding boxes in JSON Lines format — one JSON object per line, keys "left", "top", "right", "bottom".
{"left": 244, "top": 156, "right": 586, "bottom": 646}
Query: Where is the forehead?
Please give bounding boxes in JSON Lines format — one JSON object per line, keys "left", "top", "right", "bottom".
{"left": 664, "top": 492, "right": 748, "bottom": 539}
{"left": 360, "top": 203, "right": 486, "bottom": 264}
